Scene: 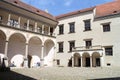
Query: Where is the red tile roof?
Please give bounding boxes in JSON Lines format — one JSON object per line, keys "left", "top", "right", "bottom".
{"left": 95, "top": 0, "right": 120, "bottom": 18}
{"left": 3, "top": 0, "right": 57, "bottom": 22}
{"left": 56, "top": 7, "right": 95, "bottom": 19}
{"left": 56, "top": 0, "right": 120, "bottom": 19}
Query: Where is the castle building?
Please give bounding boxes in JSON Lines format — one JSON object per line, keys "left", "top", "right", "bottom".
{"left": 55, "top": 0, "right": 120, "bottom": 67}
{"left": 1, "top": 0, "right": 120, "bottom": 68}
{"left": 0, "top": 0, "right": 57, "bottom": 68}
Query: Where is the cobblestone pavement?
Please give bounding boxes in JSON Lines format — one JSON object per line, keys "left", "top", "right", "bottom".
{"left": 0, "top": 67, "right": 120, "bottom": 80}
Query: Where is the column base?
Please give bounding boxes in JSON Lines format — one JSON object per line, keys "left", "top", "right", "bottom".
{"left": 40, "top": 59, "right": 44, "bottom": 67}
{"left": 24, "top": 58, "right": 28, "bottom": 68}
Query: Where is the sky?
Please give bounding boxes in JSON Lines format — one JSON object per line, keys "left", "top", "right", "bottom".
{"left": 21, "top": 0, "right": 114, "bottom": 16}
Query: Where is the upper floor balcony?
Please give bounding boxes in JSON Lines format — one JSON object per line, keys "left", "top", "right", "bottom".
{"left": 72, "top": 45, "right": 103, "bottom": 52}
{"left": 0, "top": 9, "right": 56, "bottom": 37}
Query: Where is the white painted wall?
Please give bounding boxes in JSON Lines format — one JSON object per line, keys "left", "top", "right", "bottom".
{"left": 55, "top": 11, "right": 120, "bottom": 67}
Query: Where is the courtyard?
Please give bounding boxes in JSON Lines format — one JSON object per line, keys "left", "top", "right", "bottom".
{"left": 0, "top": 67, "right": 120, "bottom": 80}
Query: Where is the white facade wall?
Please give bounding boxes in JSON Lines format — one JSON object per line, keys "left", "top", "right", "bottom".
{"left": 55, "top": 11, "right": 120, "bottom": 67}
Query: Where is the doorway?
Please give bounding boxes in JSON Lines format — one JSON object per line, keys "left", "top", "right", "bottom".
{"left": 86, "top": 57, "right": 90, "bottom": 67}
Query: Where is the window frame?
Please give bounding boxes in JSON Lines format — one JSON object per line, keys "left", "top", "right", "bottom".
{"left": 9, "top": 19, "right": 18, "bottom": 27}
{"left": 69, "top": 40, "right": 75, "bottom": 52}
{"left": 59, "top": 24, "right": 64, "bottom": 35}
{"left": 84, "top": 19, "right": 91, "bottom": 31}
{"left": 58, "top": 42, "right": 64, "bottom": 53}
{"left": 102, "top": 23, "right": 111, "bottom": 32}
{"left": 69, "top": 22, "right": 75, "bottom": 33}
{"left": 105, "top": 46, "right": 113, "bottom": 56}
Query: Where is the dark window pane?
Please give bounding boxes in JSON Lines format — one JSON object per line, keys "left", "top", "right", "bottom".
{"left": 59, "top": 25, "right": 64, "bottom": 34}
{"left": 84, "top": 20, "right": 91, "bottom": 31}
{"left": 58, "top": 42, "right": 63, "bottom": 52}
{"left": 103, "top": 24, "right": 110, "bottom": 32}
{"left": 57, "top": 60, "right": 60, "bottom": 65}
{"left": 105, "top": 47, "right": 113, "bottom": 56}
{"left": 69, "top": 23, "right": 75, "bottom": 33}
{"left": 29, "top": 24, "right": 34, "bottom": 31}
{"left": 69, "top": 41, "right": 75, "bottom": 52}
{"left": 85, "top": 40, "right": 92, "bottom": 48}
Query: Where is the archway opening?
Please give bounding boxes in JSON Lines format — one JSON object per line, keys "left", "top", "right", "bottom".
{"left": 92, "top": 52, "right": 101, "bottom": 67}
{"left": 83, "top": 53, "right": 90, "bottom": 67}
{"left": 0, "top": 30, "right": 6, "bottom": 54}
{"left": 74, "top": 53, "right": 81, "bottom": 67}
{"left": 10, "top": 54, "right": 24, "bottom": 67}
{"left": 68, "top": 57, "right": 72, "bottom": 67}
{"left": 44, "top": 39, "right": 55, "bottom": 66}
{"left": 28, "top": 36, "right": 42, "bottom": 68}
{"left": 8, "top": 33, "right": 26, "bottom": 67}
{"left": 28, "top": 55, "right": 32, "bottom": 68}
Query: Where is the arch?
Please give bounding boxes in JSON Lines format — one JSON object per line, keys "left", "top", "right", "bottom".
{"left": 30, "top": 55, "right": 41, "bottom": 68}
{"left": 28, "top": 36, "right": 42, "bottom": 43}
{"left": 28, "top": 36, "right": 42, "bottom": 67}
{"left": 10, "top": 54, "right": 24, "bottom": 67}
{"left": 8, "top": 33, "right": 26, "bottom": 67}
{"left": 74, "top": 53, "right": 81, "bottom": 67}
{"left": 0, "top": 54, "right": 5, "bottom": 66}
{"left": 0, "top": 30, "right": 6, "bottom": 54}
{"left": 8, "top": 32, "right": 26, "bottom": 41}
{"left": 92, "top": 52, "right": 101, "bottom": 67}
{"left": 82, "top": 52, "right": 90, "bottom": 67}
{"left": 44, "top": 39, "right": 55, "bottom": 66}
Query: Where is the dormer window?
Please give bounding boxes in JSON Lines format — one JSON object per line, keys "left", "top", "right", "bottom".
{"left": 14, "top": 1, "right": 18, "bottom": 4}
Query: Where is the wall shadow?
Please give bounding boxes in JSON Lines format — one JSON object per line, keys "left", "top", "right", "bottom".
{"left": 0, "top": 68, "right": 36, "bottom": 80}
{"left": 91, "top": 77, "right": 120, "bottom": 80}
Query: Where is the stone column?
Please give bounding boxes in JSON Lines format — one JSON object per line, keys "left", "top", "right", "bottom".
{"left": 24, "top": 42, "right": 28, "bottom": 68}
{"left": 90, "top": 56, "right": 92, "bottom": 67}
{"left": 4, "top": 40, "right": 8, "bottom": 56}
{"left": 18, "top": 17, "right": 21, "bottom": 28}
{"left": 27, "top": 19, "right": 29, "bottom": 30}
{"left": 48, "top": 26, "right": 51, "bottom": 35}
{"left": 81, "top": 56, "right": 83, "bottom": 67}
{"left": 41, "top": 44, "right": 44, "bottom": 67}
{"left": 4, "top": 40, "right": 9, "bottom": 67}
{"left": 7, "top": 14, "right": 11, "bottom": 25}
{"left": 42, "top": 24, "right": 44, "bottom": 34}
{"left": 34, "top": 22, "right": 37, "bottom": 32}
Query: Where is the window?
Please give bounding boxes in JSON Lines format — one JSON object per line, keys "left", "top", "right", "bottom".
{"left": 105, "top": 47, "right": 113, "bottom": 56}
{"left": 37, "top": 26, "right": 42, "bottom": 33}
{"left": 84, "top": 19, "right": 91, "bottom": 31}
{"left": 69, "top": 22, "right": 75, "bottom": 33}
{"left": 23, "top": 23, "right": 27, "bottom": 29}
{"left": 59, "top": 25, "right": 64, "bottom": 34}
{"left": 103, "top": 23, "right": 110, "bottom": 32}
{"left": 85, "top": 40, "right": 92, "bottom": 48}
{"left": 50, "top": 27, "right": 53, "bottom": 35}
{"left": 57, "top": 60, "right": 60, "bottom": 65}
{"left": 69, "top": 41, "right": 75, "bottom": 52}
{"left": 29, "top": 24, "right": 34, "bottom": 31}
{"left": 9, "top": 19, "right": 18, "bottom": 27}
{"left": 58, "top": 42, "right": 63, "bottom": 52}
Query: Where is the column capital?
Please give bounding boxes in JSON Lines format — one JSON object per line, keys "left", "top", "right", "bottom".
{"left": 5, "top": 40, "right": 9, "bottom": 42}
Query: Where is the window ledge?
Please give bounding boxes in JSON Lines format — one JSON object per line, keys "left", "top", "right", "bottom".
{"left": 68, "top": 32, "right": 75, "bottom": 34}
{"left": 83, "top": 29, "right": 92, "bottom": 32}
{"left": 57, "top": 33, "right": 64, "bottom": 35}
{"left": 68, "top": 51, "right": 72, "bottom": 53}
{"left": 57, "top": 51, "right": 64, "bottom": 53}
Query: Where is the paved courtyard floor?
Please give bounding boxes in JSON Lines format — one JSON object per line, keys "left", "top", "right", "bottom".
{"left": 0, "top": 67, "right": 120, "bottom": 80}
